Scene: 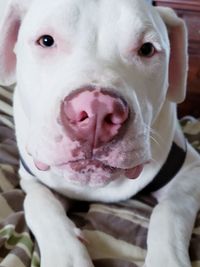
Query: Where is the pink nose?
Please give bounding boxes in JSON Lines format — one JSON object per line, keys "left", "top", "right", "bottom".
{"left": 60, "top": 88, "right": 129, "bottom": 148}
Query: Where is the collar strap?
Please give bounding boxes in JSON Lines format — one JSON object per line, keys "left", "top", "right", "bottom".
{"left": 20, "top": 141, "right": 187, "bottom": 193}
{"left": 140, "top": 141, "right": 187, "bottom": 194}
{"left": 20, "top": 156, "right": 35, "bottom": 177}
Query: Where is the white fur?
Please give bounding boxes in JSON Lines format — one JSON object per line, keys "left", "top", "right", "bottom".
{"left": 0, "top": 0, "right": 200, "bottom": 266}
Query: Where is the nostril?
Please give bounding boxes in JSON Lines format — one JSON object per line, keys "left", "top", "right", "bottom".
{"left": 104, "top": 114, "right": 116, "bottom": 125}
{"left": 78, "top": 111, "right": 89, "bottom": 122}
{"left": 104, "top": 109, "right": 129, "bottom": 126}
{"left": 66, "top": 110, "right": 89, "bottom": 124}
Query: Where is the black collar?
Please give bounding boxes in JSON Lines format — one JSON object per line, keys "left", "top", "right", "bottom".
{"left": 20, "top": 156, "right": 35, "bottom": 177}
{"left": 140, "top": 141, "right": 187, "bottom": 194}
{"left": 20, "top": 141, "right": 187, "bottom": 194}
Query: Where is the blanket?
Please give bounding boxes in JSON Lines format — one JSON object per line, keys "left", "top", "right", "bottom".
{"left": 0, "top": 84, "right": 200, "bottom": 267}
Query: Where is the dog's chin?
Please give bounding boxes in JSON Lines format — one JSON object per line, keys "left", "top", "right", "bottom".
{"left": 49, "top": 159, "right": 144, "bottom": 188}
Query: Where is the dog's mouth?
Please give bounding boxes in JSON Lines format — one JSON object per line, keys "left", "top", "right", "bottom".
{"left": 60, "top": 159, "right": 144, "bottom": 179}
{"left": 33, "top": 158, "right": 144, "bottom": 186}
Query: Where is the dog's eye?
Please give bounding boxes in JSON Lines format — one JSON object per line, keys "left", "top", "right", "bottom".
{"left": 138, "top": 42, "right": 155, "bottom": 57}
{"left": 37, "top": 35, "right": 55, "bottom": 48}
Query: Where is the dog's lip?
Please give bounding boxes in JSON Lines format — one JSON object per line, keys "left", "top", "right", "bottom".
{"left": 33, "top": 158, "right": 144, "bottom": 179}
{"left": 124, "top": 164, "right": 144, "bottom": 179}
{"left": 33, "top": 160, "right": 50, "bottom": 171}
{"left": 57, "top": 159, "right": 144, "bottom": 179}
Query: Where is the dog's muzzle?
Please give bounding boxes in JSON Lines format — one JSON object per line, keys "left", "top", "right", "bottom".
{"left": 28, "top": 86, "right": 148, "bottom": 186}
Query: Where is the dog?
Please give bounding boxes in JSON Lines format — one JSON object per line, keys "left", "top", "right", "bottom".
{"left": 0, "top": 0, "right": 200, "bottom": 266}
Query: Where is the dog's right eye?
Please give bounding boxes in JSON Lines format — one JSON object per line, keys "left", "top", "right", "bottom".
{"left": 37, "top": 35, "right": 55, "bottom": 48}
{"left": 138, "top": 42, "right": 155, "bottom": 58}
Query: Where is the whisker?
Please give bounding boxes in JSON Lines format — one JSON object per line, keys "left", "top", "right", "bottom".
{"left": 149, "top": 128, "right": 162, "bottom": 142}
{"left": 143, "top": 123, "right": 163, "bottom": 148}
{"left": 150, "top": 128, "right": 165, "bottom": 148}
{"left": 149, "top": 156, "right": 158, "bottom": 165}
{"left": 150, "top": 135, "right": 160, "bottom": 147}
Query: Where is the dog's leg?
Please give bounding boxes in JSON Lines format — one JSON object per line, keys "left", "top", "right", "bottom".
{"left": 145, "top": 199, "right": 196, "bottom": 267}
{"left": 145, "top": 164, "right": 200, "bottom": 267}
{"left": 20, "top": 170, "right": 94, "bottom": 267}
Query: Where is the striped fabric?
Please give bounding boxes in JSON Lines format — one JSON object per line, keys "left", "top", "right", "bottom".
{"left": 0, "top": 84, "right": 200, "bottom": 267}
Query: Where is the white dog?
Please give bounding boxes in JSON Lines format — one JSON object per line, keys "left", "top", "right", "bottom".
{"left": 0, "top": 0, "right": 200, "bottom": 266}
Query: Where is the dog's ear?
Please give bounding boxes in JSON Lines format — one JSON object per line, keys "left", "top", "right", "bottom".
{"left": 156, "top": 7, "right": 188, "bottom": 103}
{"left": 0, "top": 0, "right": 31, "bottom": 86}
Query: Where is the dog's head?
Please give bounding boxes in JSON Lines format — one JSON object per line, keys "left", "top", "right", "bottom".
{"left": 0, "top": 0, "right": 188, "bottom": 187}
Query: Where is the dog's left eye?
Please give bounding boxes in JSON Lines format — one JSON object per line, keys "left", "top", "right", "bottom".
{"left": 37, "top": 35, "right": 55, "bottom": 48}
{"left": 138, "top": 42, "right": 155, "bottom": 57}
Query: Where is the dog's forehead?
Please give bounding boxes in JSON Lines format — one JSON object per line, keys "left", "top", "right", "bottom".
{"left": 30, "top": 0, "right": 149, "bottom": 16}
{"left": 25, "top": 0, "right": 155, "bottom": 35}
{"left": 19, "top": 0, "right": 168, "bottom": 65}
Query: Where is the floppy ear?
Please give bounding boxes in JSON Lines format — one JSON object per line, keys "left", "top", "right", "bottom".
{"left": 0, "top": 0, "right": 31, "bottom": 86}
{"left": 156, "top": 7, "right": 188, "bottom": 103}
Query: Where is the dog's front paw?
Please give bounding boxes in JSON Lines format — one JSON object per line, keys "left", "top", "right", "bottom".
{"left": 144, "top": 250, "right": 191, "bottom": 267}
{"left": 40, "top": 232, "right": 94, "bottom": 267}
{"left": 144, "top": 260, "right": 191, "bottom": 267}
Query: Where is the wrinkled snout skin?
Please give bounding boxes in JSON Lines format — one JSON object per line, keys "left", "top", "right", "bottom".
{"left": 14, "top": 0, "right": 170, "bottom": 200}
